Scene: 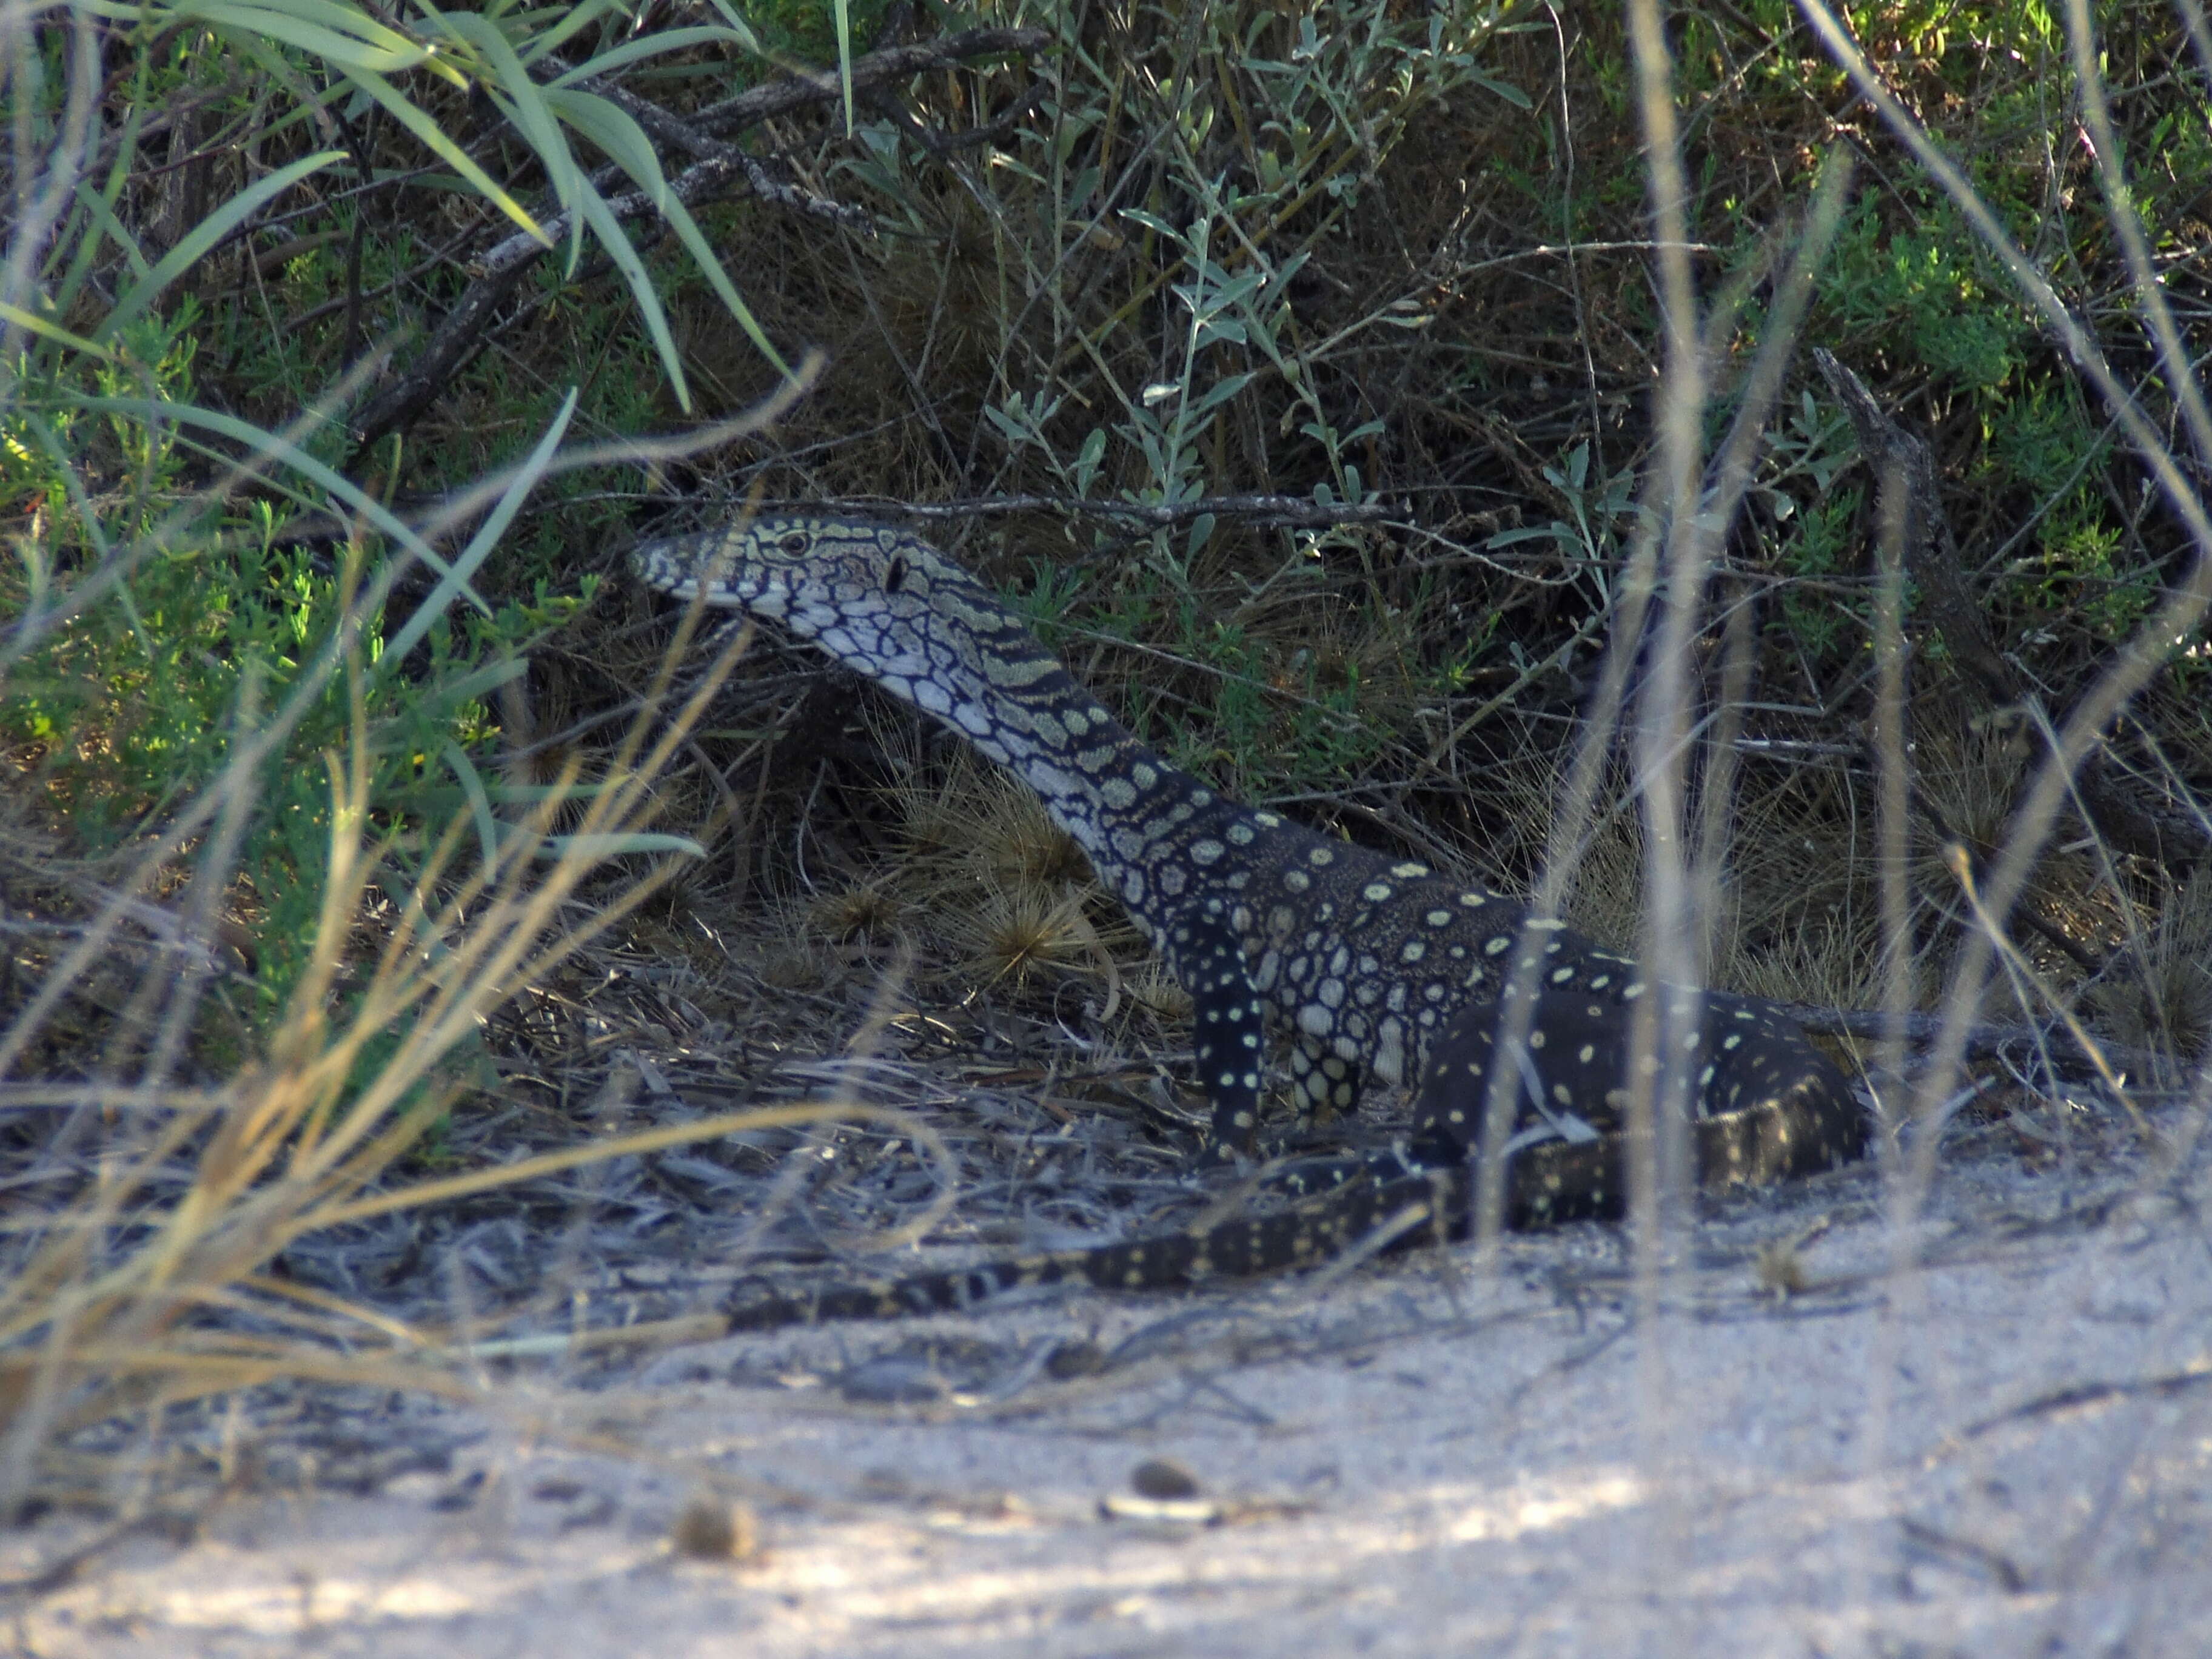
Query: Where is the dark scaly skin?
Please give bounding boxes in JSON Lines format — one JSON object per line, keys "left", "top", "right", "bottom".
{"left": 633, "top": 516, "right": 1867, "bottom": 1325}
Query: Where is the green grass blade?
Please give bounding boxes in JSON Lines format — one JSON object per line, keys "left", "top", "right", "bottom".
{"left": 338, "top": 68, "right": 549, "bottom": 248}
{"left": 378, "top": 388, "right": 578, "bottom": 667}
{"left": 441, "top": 740, "right": 501, "bottom": 873}
{"left": 47, "top": 109, "right": 144, "bottom": 320}
{"left": 416, "top": 657, "right": 533, "bottom": 711}
{"left": 0, "top": 301, "right": 112, "bottom": 360}
{"left": 525, "top": 0, "right": 653, "bottom": 63}
{"left": 654, "top": 193, "right": 792, "bottom": 382}
{"left": 68, "top": 177, "right": 153, "bottom": 288}
{"left": 541, "top": 87, "right": 665, "bottom": 209}
{"left": 572, "top": 184, "right": 689, "bottom": 412}
{"left": 434, "top": 10, "right": 581, "bottom": 269}
{"left": 359, "top": 660, "right": 534, "bottom": 756}
{"left": 548, "top": 25, "right": 762, "bottom": 85}
{"left": 832, "top": 0, "right": 853, "bottom": 135}
{"left": 430, "top": 11, "right": 572, "bottom": 176}
{"left": 540, "top": 833, "right": 706, "bottom": 860}
{"left": 697, "top": 0, "right": 768, "bottom": 56}
{"left": 409, "top": 780, "right": 609, "bottom": 808}
{"left": 178, "top": 0, "right": 437, "bottom": 75}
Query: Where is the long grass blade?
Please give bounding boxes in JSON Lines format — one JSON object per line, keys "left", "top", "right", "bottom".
{"left": 572, "top": 184, "right": 689, "bottom": 410}
{"left": 380, "top": 387, "right": 577, "bottom": 664}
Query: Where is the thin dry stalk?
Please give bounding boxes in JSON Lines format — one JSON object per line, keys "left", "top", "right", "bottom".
{"left": 1791, "top": 0, "right": 2212, "bottom": 1168}
{"left": 0, "top": 383, "right": 948, "bottom": 1515}
{"left": 1620, "top": 0, "right": 1709, "bottom": 1627}
{"left": 0, "top": 622, "right": 962, "bottom": 1501}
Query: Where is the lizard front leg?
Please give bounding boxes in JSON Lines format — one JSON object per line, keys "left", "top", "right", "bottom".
{"left": 1163, "top": 907, "right": 1267, "bottom": 1157}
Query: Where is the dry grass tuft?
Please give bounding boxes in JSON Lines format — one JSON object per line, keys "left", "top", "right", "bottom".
{"left": 897, "top": 757, "right": 1094, "bottom": 894}
{"left": 804, "top": 882, "right": 905, "bottom": 943}
{"left": 1474, "top": 749, "right": 1884, "bottom": 1010}
{"left": 974, "top": 797, "right": 1093, "bottom": 892}
{"left": 0, "top": 615, "right": 965, "bottom": 1519}
{"left": 835, "top": 745, "right": 1144, "bottom": 998}
{"left": 947, "top": 883, "right": 1107, "bottom": 991}
{"left": 2088, "top": 865, "right": 2212, "bottom": 1084}
{"left": 1124, "top": 965, "right": 1195, "bottom": 1025}
{"left": 1909, "top": 727, "right": 2082, "bottom": 905}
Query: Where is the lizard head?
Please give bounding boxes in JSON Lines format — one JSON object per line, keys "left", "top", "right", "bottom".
{"left": 629, "top": 514, "right": 1050, "bottom": 695}
{"left": 628, "top": 514, "right": 961, "bottom": 616}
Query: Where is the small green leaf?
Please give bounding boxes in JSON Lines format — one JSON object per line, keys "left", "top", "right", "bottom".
{"left": 1119, "top": 208, "right": 1182, "bottom": 240}
{"left": 1186, "top": 513, "right": 1217, "bottom": 560}
{"left": 1187, "top": 372, "right": 1257, "bottom": 419}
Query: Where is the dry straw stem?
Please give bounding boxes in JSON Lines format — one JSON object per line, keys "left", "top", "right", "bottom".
{"left": 1869, "top": 394, "right": 1916, "bottom": 1134}
{"left": 1463, "top": 52, "right": 1860, "bottom": 1261}
{"left": 1791, "top": 0, "right": 2212, "bottom": 1118}
{"left": 0, "top": 377, "right": 985, "bottom": 1513}
{"left": 1614, "top": 0, "right": 1724, "bottom": 1607}
{"left": 1782, "top": 0, "right": 2212, "bottom": 1604}
{"left": 0, "top": 617, "right": 956, "bottom": 1466}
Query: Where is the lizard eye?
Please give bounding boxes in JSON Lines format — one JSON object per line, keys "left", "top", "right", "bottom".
{"left": 778, "top": 532, "right": 807, "bottom": 555}
{"left": 885, "top": 555, "right": 908, "bottom": 594}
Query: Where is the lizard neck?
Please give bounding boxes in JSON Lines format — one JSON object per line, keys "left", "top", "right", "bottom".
{"left": 890, "top": 630, "right": 1255, "bottom": 931}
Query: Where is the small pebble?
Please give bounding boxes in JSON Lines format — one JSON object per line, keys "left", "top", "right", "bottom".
{"left": 1131, "top": 1458, "right": 1201, "bottom": 1500}
{"left": 671, "top": 1496, "right": 759, "bottom": 1563}
{"left": 1046, "top": 1340, "right": 1108, "bottom": 1379}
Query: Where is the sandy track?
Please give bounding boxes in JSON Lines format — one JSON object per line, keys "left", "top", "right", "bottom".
{"left": 10, "top": 1140, "right": 2210, "bottom": 1657}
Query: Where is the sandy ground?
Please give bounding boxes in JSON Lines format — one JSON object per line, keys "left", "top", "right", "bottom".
{"left": 8, "top": 1127, "right": 2210, "bottom": 1658}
